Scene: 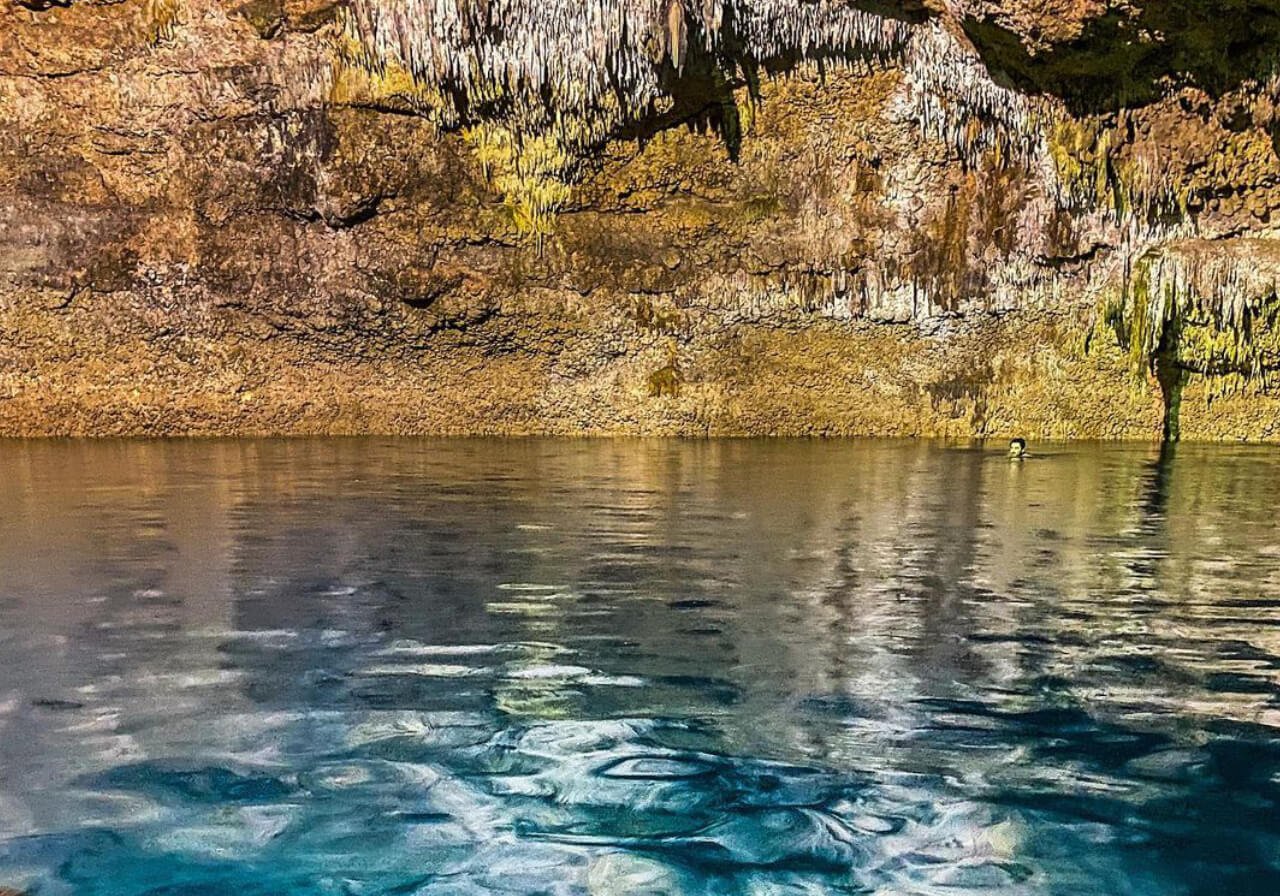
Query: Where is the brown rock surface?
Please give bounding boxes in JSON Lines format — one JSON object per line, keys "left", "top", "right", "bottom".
{"left": 2, "top": 0, "right": 1279, "bottom": 439}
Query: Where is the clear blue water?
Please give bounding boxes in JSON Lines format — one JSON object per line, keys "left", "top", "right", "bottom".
{"left": 2, "top": 438, "right": 1280, "bottom": 895}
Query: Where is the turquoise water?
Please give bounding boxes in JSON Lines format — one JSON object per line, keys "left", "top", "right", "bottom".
{"left": 2, "top": 438, "right": 1280, "bottom": 894}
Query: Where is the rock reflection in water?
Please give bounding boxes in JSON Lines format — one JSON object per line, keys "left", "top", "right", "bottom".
{"left": 1, "top": 438, "right": 1280, "bottom": 894}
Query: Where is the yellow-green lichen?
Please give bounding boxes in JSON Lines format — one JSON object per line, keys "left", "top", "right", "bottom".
{"left": 464, "top": 124, "right": 575, "bottom": 247}
{"left": 329, "top": 32, "right": 453, "bottom": 118}
{"left": 1047, "top": 114, "right": 1192, "bottom": 223}
{"left": 647, "top": 363, "right": 682, "bottom": 398}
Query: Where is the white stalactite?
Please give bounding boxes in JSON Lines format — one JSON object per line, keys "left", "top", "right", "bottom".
{"left": 343, "top": 1, "right": 914, "bottom": 143}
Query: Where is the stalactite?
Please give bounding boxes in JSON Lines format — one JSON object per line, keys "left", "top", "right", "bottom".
{"left": 338, "top": 1, "right": 923, "bottom": 238}
{"left": 1099, "top": 242, "right": 1280, "bottom": 391}
{"left": 143, "top": 0, "right": 182, "bottom": 44}
{"left": 901, "top": 23, "right": 1045, "bottom": 167}
{"left": 334, "top": 0, "right": 1212, "bottom": 285}
{"left": 341, "top": 1, "right": 912, "bottom": 142}
{"left": 666, "top": 0, "right": 688, "bottom": 75}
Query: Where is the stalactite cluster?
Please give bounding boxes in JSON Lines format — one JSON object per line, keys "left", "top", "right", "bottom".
{"left": 342, "top": 1, "right": 911, "bottom": 135}
{"left": 337, "top": 1, "right": 924, "bottom": 233}
{"left": 1101, "top": 242, "right": 1280, "bottom": 389}
{"left": 334, "top": 1, "right": 1054, "bottom": 236}
{"left": 902, "top": 23, "right": 1043, "bottom": 164}
{"left": 730, "top": 1, "right": 910, "bottom": 63}
{"left": 337, "top": 0, "right": 1046, "bottom": 174}
{"left": 334, "top": 0, "right": 1280, "bottom": 389}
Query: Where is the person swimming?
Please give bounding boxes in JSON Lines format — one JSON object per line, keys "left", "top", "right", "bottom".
{"left": 1009, "top": 438, "right": 1027, "bottom": 459}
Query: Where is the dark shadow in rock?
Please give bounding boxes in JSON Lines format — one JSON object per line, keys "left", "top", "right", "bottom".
{"left": 961, "top": 1, "right": 1280, "bottom": 114}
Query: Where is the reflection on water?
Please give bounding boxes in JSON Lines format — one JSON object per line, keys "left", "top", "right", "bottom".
{"left": 2, "top": 438, "right": 1280, "bottom": 894}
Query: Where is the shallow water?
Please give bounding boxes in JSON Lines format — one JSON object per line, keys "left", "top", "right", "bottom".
{"left": 1, "top": 438, "right": 1280, "bottom": 894}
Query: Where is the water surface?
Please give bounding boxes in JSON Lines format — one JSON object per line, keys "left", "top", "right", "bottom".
{"left": 2, "top": 438, "right": 1280, "bottom": 894}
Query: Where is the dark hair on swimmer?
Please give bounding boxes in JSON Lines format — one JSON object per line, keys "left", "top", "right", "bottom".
{"left": 1010, "top": 438, "right": 1026, "bottom": 450}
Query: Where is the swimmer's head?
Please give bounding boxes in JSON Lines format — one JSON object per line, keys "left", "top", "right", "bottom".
{"left": 1009, "top": 438, "right": 1027, "bottom": 458}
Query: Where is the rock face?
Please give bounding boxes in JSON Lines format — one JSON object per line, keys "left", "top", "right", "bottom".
{"left": 2, "top": 0, "right": 1279, "bottom": 439}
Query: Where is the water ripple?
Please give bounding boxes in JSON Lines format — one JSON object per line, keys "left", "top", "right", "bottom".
{"left": 3, "top": 439, "right": 1280, "bottom": 893}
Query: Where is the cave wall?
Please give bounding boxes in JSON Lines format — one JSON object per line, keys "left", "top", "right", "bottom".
{"left": 2, "top": 0, "right": 1279, "bottom": 439}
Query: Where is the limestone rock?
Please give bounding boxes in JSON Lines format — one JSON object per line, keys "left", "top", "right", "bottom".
{"left": 1, "top": 0, "right": 1278, "bottom": 438}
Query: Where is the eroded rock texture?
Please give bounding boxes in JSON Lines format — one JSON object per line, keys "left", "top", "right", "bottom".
{"left": 2, "top": 0, "right": 1280, "bottom": 438}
